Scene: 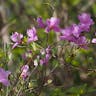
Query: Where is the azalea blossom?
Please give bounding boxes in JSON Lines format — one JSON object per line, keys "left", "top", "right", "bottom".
{"left": 37, "top": 17, "right": 60, "bottom": 33}
{"left": 37, "top": 17, "right": 46, "bottom": 28}
{"left": 71, "top": 24, "right": 81, "bottom": 38}
{"left": 27, "top": 27, "right": 38, "bottom": 43}
{"left": 78, "top": 13, "right": 94, "bottom": 32}
{"left": 74, "top": 36, "right": 88, "bottom": 49}
{"left": 60, "top": 24, "right": 88, "bottom": 48}
{"left": 45, "top": 17, "right": 60, "bottom": 33}
{"left": 11, "top": 32, "right": 23, "bottom": 49}
{"left": 60, "top": 24, "right": 81, "bottom": 42}
{"left": 0, "top": 68, "right": 11, "bottom": 86}
{"left": 20, "top": 65, "right": 29, "bottom": 80}
{"left": 78, "top": 13, "right": 93, "bottom": 25}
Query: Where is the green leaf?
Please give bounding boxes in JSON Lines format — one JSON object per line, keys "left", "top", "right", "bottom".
{"left": 92, "top": 4, "right": 96, "bottom": 14}
{"left": 69, "top": 0, "right": 80, "bottom": 6}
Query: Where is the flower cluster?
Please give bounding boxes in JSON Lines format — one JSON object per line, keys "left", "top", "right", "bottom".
{"left": 37, "top": 17, "right": 60, "bottom": 33}
{"left": 11, "top": 13, "right": 94, "bottom": 49}
{"left": 60, "top": 13, "right": 94, "bottom": 48}
{"left": 7, "top": 12, "right": 95, "bottom": 87}
{"left": 11, "top": 27, "right": 38, "bottom": 48}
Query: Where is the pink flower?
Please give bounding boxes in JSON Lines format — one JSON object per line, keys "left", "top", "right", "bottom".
{"left": 60, "top": 24, "right": 81, "bottom": 42}
{"left": 37, "top": 17, "right": 60, "bottom": 33}
{"left": 40, "top": 46, "right": 51, "bottom": 65}
{"left": 92, "top": 38, "right": 96, "bottom": 43}
{"left": 20, "top": 65, "right": 29, "bottom": 80}
{"left": 78, "top": 13, "right": 93, "bottom": 25}
{"left": 45, "top": 17, "right": 60, "bottom": 33}
{"left": 71, "top": 24, "right": 81, "bottom": 38}
{"left": 60, "top": 25, "right": 88, "bottom": 49}
{"left": 37, "top": 17, "right": 46, "bottom": 28}
{"left": 74, "top": 36, "right": 88, "bottom": 49}
{"left": 27, "top": 27, "right": 38, "bottom": 43}
{"left": 11, "top": 32, "right": 23, "bottom": 49}
{"left": 78, "top": 13, "right": 94, "bottom": 32}
{"left": 0, "top": 68, "right": 11, "bottom": 86}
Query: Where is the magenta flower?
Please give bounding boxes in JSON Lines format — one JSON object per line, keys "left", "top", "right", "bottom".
{"left": 60, "top": 24, "right": 81, "bottom": 41}
{"left": 21, "top": 65, "right": 29, "bottom": 80}
{"left": 78, "top": 13, "right": 94, "bottom": 31}
{"left": 60, "top": 27, "right": 74, "bottom": 42}
{"left": 0, "top": 68, "right": 11, "bottom": 86}
{"left": 78, "top": 13, "right": 93, "bottom": 24}
{"left": 78, "top": 23, "right": 90, "bottom": 32}
{"left": 74, "top": 36, "right": 88, "bottom": 49}
{"left": 60, "top": 13, "right": 94, "bottom": 49}
{"left": 45, "top": 17, "right": 60, "bottom": 33}
{"left": 37, "top": 17, "right": 46, "bottom": 28}
{"left": 11, "top": 32, "right": 23, "bottom": 49}
{"left": 60, "top": 25, "right": 88, "bottom": 48}
{"left": 37, "top": 17, "right": 60, "bottom": 33}
{"left": 27, "top": 27, "right": 38, "bottom": 43}
{"left": 71, "top": 24, "right": 81, "bottom": 38}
